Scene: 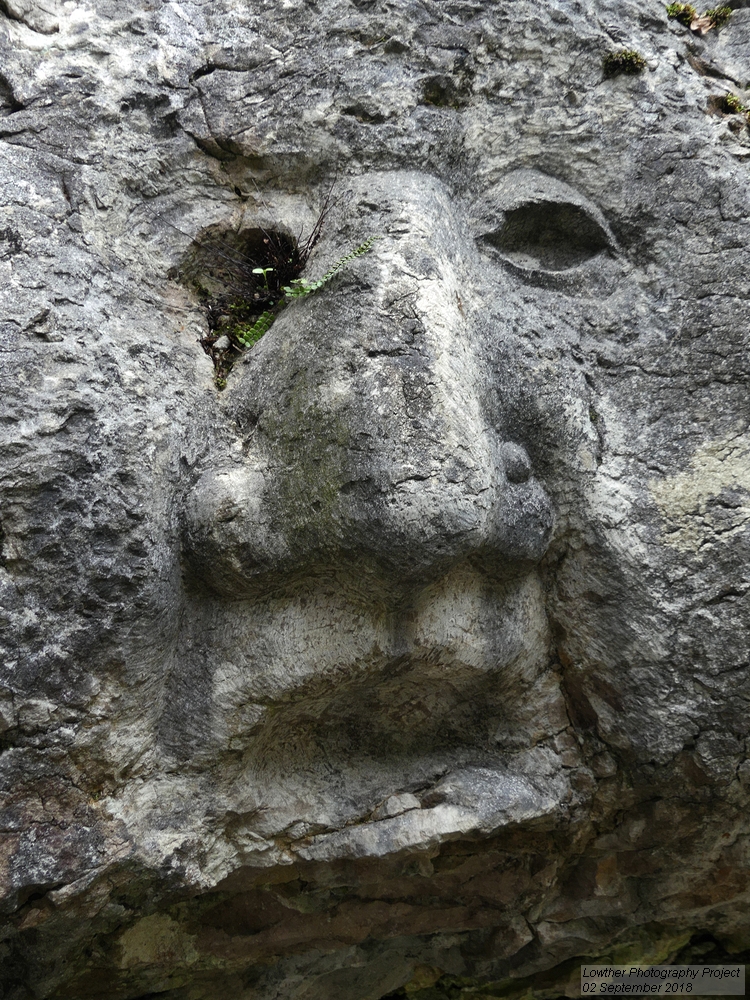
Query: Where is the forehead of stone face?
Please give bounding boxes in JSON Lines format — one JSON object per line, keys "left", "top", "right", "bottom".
{"left": 186, "top": 0, "right": 749, "bottom": 285}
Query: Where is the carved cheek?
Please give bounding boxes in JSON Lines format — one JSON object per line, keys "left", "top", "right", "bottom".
{"left": 181, "top": 465, "right": 293, "bottom": 596}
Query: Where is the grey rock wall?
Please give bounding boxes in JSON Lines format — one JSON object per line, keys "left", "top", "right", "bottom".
{"left": 1, "top": 1, "right": 749, "bottom": 998}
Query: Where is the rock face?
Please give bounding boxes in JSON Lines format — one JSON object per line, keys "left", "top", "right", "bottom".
{"left": 1, "top": 1, "right": 750, "bottom": 997}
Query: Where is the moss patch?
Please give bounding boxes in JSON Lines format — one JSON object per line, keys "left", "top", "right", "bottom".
{"left": 666, "top": 3, "right": 732, "bottom": 29}
{"left": 666, "top": 2, "right": 697, "bottom": 26}
{"left": 603, "top": 50, "right": 647, "bottom": 77}
{"left": 704, "top": 5, "right": 732, "bottom": 27}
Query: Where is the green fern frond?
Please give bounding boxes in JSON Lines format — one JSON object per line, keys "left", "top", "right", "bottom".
{"left": 235, "top": 310, "right": 275, "bottom": 347}
{"left": 318, "top": 235, "right": 382, "bottom": 286}
{"left": 282, "top": 236, "right": 382, "bottom": 300}
{"left": 237, "top": 236, "right": 382, "bottom": 352}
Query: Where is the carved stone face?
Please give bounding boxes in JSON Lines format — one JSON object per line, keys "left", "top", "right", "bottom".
{"left": 3, "top": 0, "right": 750, "bottom": 994}
{"left": 168, "top": 140, "right": 750, "bottom": 860}
{"left": 176, "top": 171, "right": 572, "bottom": 854}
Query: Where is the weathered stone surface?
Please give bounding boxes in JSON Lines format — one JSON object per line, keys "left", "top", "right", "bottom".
{"left": 1, "top": 1, "right": 749, "bottom": 997}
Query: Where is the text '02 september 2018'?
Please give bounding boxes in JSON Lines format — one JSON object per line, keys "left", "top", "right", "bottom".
{"left": 580, "top": 965, "right": 745, "bottom": 995}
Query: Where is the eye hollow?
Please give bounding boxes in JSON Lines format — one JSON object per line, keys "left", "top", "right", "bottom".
{"left": 481, "top": 201, "right": 611, "bottom": 272}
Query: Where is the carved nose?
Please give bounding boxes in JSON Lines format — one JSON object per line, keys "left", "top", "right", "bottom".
{"left": 184, "top": 434, "right": 553, "bottom": 595}
{"left": 183, "top": 174, "right": 554, "bottom": 594}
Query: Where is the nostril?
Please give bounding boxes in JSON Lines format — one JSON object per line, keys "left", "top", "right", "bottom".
{"left": 501, "top": 442, "right": 533, "bottom": 484}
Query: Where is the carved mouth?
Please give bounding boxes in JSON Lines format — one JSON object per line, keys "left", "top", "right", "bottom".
{"left": 152, "top": 564, "right": 571, "bottom": 863}
{"left": 243, "top": 649, "right": 556, "bottom": 764}
{"left": 208, "top": 645, "right": 572, "bottom": 862}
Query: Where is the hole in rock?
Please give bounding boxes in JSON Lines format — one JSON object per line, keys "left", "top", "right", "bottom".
{"left": 174, "top": 225, "right": 302, "bottom": 388}
{"left": 421, "top": 74, "right": 464, "bottom": 108}
{"left": 341, "top": 103, "right": 387, "bottom": 124}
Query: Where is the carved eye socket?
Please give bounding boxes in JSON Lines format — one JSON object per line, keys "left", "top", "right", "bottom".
{"left": 480, "top": 201, "right": 611, "bottom": 272}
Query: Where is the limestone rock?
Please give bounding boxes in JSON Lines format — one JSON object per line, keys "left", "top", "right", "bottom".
{"left": 1, "top": 1, "right": 750, "bottom": 998}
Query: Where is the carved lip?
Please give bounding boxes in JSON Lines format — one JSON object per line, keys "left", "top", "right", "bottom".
{"left": 293, "top": 761, "right": 568, "bottom": 862}
{"left": 205, "top": 644, "right": 571, "bottom": 861}
{"left": 213, "top": 754, "right": 570, "bottom": 865}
